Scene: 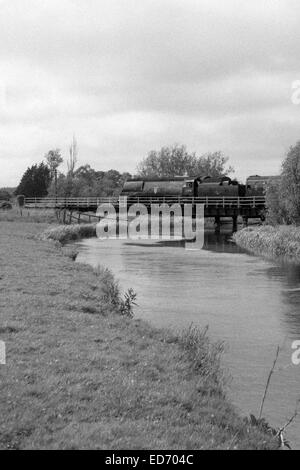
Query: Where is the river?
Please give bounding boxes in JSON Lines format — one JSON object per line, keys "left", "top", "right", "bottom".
{"left": 75, "top": 230, "right": 300, "bottom": 449}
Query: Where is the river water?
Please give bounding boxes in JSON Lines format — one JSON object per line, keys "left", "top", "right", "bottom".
{"left": 76, "top": 231, "right": 300, "bottom": 448}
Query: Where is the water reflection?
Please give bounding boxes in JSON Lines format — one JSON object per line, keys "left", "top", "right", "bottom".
{"left": 203, "top": 231, "right": 247, "bottom": 254}
{"left": 125, "top": 231, "right": 247, "bottom": 255}
{"left": 267, "top": 264, "right": 300, "bottom": 338}
{"left": 206, "top": 233, "right": 300, "bottom": 338}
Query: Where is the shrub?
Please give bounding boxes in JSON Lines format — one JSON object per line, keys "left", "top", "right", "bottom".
{"left": 0, "top": 201, "right": 12, "bottom": 210}
{"left": 178, "top": 324, "right": 225, "bottom": 390}
{"left": 119, "top": 288, "right": 138, "bottom": 318}
{"left": 95, "top": 266, "right": 121, "bottom": 310}
{"left": 234, "top": 225, "right": 300, "bottom": 261}
{"left": 0, "top": 190, "right": 11, "bottom": 201}
{"left": 62, "top": 246, "right": 79, "bottom": 260}
{"left": 95, "top": 266, "right": 138, "bottom": 317}
{"left": 41, "top": 224, "right": 96, "bottom": 243}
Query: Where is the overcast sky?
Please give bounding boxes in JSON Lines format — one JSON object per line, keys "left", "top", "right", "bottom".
{"left": 1, "top": 0, "right": 300, "bottom": 186}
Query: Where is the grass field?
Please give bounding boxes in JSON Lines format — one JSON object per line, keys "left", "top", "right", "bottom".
{"left": 0, "top": 221, "right": 278, "bottom": 449}
{"left": 0, "top": 206, "right": 58, "bottom": 224}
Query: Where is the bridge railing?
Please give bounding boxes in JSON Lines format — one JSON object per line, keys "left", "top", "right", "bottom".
{"left": 24, "top": 197, "right": 103, "bottom": 208}
{"left": 24, "top": 196, "right": 266, "bottom": 208}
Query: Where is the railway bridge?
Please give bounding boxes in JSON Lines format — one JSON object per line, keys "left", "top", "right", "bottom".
{"left": 24, "top": 195, "right": 266, "bottom": 230}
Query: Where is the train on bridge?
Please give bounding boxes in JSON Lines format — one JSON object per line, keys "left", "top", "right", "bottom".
{"left": 120, "top": 174, "right": 278, "bottom": 199}
{"left": 121, "top": 175, "right": 244, "bottom": 198}
{"left": 24, "top": 174, "right": 279, "bottom": 230}
{"left": 118, "top": 174, "right": 277, "bottom": 229}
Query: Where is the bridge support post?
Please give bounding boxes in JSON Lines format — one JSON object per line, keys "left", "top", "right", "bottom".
{"left": 242, "top": 216, "right": 248, "bottom": 228}
{"left": 232, "top": 215, "right": 238, "bottom": 232}
{"left": 214, "top": 215, "right": 221, "bottom": 234}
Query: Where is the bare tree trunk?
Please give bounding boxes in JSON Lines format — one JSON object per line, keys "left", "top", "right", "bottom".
{"left": 67, "top": 135, "right": 78, "bottom": 177}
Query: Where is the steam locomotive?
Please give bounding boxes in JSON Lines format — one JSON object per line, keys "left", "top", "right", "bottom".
{"left": 120, "top": 175, "right": 247, "bottom": 199}
{"left": 120, "top": 174, "right": 278, "bottom": 199}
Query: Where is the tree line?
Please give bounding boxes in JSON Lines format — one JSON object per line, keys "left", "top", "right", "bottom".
{"left": 14, "top": 142, "right": 233, "bottom": 198}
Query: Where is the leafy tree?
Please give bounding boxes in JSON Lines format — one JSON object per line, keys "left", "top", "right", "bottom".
{"left": 45, "top": 149, "right": 63, "bottom": 177}
{"left": 137, "top": 145, "right": 196, "bottom": 177}
{"left": 280, "top": 141, "right": 300, "bottom": 222}
{"left": 265, "top": 180, "right": 285, "bottom": 224}
{"left": 265, "top": 141, "right": 300, "bottom": 224}
{"left": 15, "top": 163, "right": 51, "bottom": 197}
{"left": 67, "top": 135, "right": 78, "bottom": 177}
{"left": 137, "top": 144, "right": 234, "bottom": 178}
{"left": 47, "top": 173, "right": 74, "bottom": 197}
{"left": 98, "top": 170, "right": 131, "bottom": 196}
{"left": 47, "top": 166, "right": 131, "bottom": 198}
{"left": 45, "top": 149, "right": 63, "bottom": 198}
{"left": 195, "top": 151, "right": 234, "bottom": 178}
{"left": 0, "top": 189, "right": 11, "bottom": 200}
{"left": 74, "top": 164, "right": 98, "bottom": 185}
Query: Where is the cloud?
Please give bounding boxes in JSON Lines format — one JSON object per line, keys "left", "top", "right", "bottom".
{"left": 1, "top": 0, "right": 300, "bottom": 185}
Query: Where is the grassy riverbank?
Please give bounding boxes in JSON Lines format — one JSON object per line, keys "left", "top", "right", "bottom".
{"left": 234, "top": 225, "right": 300, "bottom": 262}
{"left": 0, "top": 221, "right": 278, "bottom": 449}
